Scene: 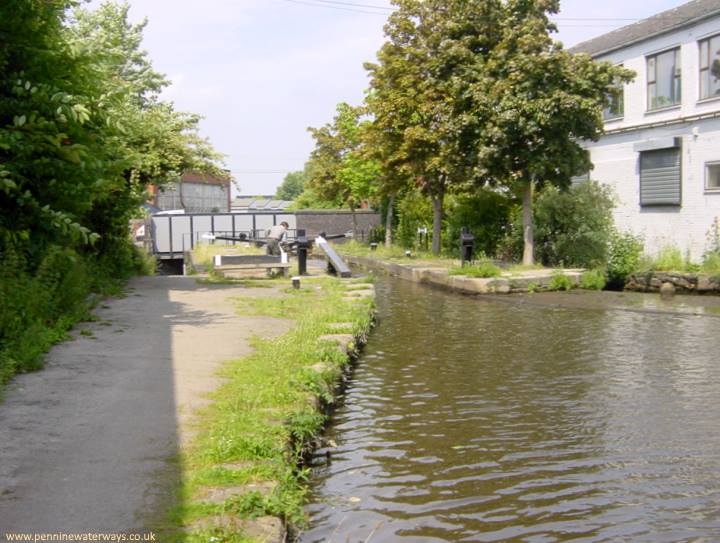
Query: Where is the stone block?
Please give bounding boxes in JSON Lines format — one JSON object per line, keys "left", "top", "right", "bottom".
{"left": 318, "top": 334, "right": 355, "bottom": 354}
{"left": 197, "top": 482, "right": 277, "bottom": 504}
{"left": 187, "top": 515, "right": 285, "bottom": 542}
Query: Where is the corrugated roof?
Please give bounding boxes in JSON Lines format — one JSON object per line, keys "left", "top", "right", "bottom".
{"left": 569, "top": 0, "right": 720, "bottom": 57}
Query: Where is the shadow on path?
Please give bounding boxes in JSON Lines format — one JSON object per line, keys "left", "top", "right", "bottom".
{"left": 0, "top": 275, "right": 284, "bottom": 536}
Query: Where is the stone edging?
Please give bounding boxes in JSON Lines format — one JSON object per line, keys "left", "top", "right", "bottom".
{"left": 183, "top": 281, "right": 375, "bottom": 543}
{"left": 344, "top": 255, "right": 582, "bottom": 294}
{"left": 625, "top": 271, "right": 720, "bottom": 294}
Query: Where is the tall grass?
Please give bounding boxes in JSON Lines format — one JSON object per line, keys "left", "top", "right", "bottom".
{"left": 0, "top": 244, "right": 150, "bottom": 389}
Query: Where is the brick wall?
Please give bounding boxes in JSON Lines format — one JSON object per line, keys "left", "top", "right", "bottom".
{"left": 295, "top": 210, "right": 382, "bottom": 241}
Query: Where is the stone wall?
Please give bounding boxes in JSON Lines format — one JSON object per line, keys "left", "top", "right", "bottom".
{"left": 625, "top": 271, "right": 720, "bottom": 294}
{"left": 295, "top": 210, "right": 381, "bottom": 241}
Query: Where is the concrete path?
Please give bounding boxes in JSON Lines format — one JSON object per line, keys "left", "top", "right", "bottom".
{"left": 0, "top": 276, "right": 286, "bottom": 535}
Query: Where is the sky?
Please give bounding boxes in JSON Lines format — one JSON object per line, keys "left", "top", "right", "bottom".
{"left": 87, "top": 0, "right": 692, "bottom": 196}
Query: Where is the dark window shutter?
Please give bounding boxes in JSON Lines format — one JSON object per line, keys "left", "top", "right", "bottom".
{"left": 640, "top": 147, "right": 681, "bottom": 206}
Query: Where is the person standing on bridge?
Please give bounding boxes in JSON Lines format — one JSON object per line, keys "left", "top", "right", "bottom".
{"left": 265, "top": 221, "right": 289, "bottom": 256}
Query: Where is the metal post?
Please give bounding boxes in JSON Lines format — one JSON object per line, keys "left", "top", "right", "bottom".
{"left": 296, "top": 229, "right": 309, "bottom": 276}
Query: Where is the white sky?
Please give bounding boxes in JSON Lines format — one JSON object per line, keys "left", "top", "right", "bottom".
{"left": 89, "top": 0, "right": 691, "bottom": 195}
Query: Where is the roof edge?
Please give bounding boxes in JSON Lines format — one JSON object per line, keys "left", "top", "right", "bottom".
{"left": 570, "top": 5, "right": 720, "bottom": 58}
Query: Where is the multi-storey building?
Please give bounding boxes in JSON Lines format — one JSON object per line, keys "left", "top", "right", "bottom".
{"left": 571, "top": 0, "right": 720, "bottom": 260}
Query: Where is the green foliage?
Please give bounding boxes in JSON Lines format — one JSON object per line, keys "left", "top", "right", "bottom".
{"left": 449, "top": 262, "right": 502, "bottom": 278}
{"left": 275, "top": 170, "right": 307, "bottom": 200}
{"left": 643, "top": 246, "right": 691, "bottom": 272}
{"left": 365, "top": 0, "right": 505, "bottom": 253}
{"left": 168, "top": 277, "right": 374, "bottom": 539}
{"left": 305, "top": 103, "right": 380, "bottom": 216}
{"left": 0, "top": 1, "right": 220, "bottom": 385}
{"left": 580, "top": 269, "right": 607, "bottom": 290}
{"left": 396, "top": 191, "right": 433, "bottom": 248}
{"left": 534, "top": 182, "right": 615, "bottom": 267}
{"left": 444, "top": 189, "right": 514, "bottom": 257}
{"left": 471, "top": 2, "right": 633, "bottom": 264}
{"left": 549, "top": 271, "right": 573, "bottom": 291}
{"left": 0, "top": 245, "right": 142, "bottom": 386}
{"left": 702, "top": 251, "right": 720, "bottom": 274}
{"left": 500, "top": 181, "right": 615, "bottom": 267}
{"left": 606, "top": 231, "right": 644, "bottom": 289}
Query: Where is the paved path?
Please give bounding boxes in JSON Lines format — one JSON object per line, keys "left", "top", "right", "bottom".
{"left": 0, "top": 276, "right": 286, "bottom": 535}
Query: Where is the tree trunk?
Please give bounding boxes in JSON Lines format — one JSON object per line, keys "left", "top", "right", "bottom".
{"left": 522, "top": 178, "right": 534, "bottom": 266}
{"left": 431, "top": 190, "right": 444, "bottom": 255}
{"left": 350, "top": 205, "right": 358, "bottom": 238}
{"left": 385, "top": 195, "right": 395, "bottom": 247}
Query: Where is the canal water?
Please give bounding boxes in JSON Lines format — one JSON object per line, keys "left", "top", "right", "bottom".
{"left": 298, "top": 277, "right": 720, "bottom": 542}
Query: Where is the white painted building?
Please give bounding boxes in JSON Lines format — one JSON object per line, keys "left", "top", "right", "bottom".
{"left": 571, "top": 0, "right": 720, "bottom": 261}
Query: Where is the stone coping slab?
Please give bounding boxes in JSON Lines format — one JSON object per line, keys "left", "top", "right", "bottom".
{"left": 344, "top": 255, "right": 583, "bottom": 295}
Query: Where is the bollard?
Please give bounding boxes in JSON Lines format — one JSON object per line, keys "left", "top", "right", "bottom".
{"left": 292, "top": 276, "right": 301, "bottom": 289}
{"left": 370, "top": 242, "right": 378, "bottom": 251}
{"left": 296, "top": 229, "right": 310, "bottom": 275}
{"left": 460, "top": 227, "right": 475, "bottom": 267}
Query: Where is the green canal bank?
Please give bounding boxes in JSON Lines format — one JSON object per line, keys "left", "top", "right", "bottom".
{"left": 163, "top": 274, "right": 376, "bottom": 542}
{"left": 0, "top": 272, "right": 375, "bottom": 543}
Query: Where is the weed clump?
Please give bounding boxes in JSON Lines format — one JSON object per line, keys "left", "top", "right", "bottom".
{"left": 580, "top": 269, "right": 607, "bottom": 290}
{"left": 449, "top": 261, "right": 502, "bottom": 278}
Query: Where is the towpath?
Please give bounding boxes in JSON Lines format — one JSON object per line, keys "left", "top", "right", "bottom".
{"left": 0, "top": 275, "right": 286, "bottom": 536}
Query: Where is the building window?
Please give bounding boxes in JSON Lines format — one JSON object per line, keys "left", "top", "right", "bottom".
{"left": 699, "top": 35, "right": 720, "bottom": 100}
{"left": 571, "top": 170, "right": 590, "bottom": 186}
{"left": 640, "top": 147, "right": 681, "bottom": 206}
{"left": 604, "top": 70, "right": 624, "bottom": 120}
{"left": 647, "top": 48, "right": 681, "bottom": 110}
{"left": 706, "top": 162, "right": 720, "bottom": 190}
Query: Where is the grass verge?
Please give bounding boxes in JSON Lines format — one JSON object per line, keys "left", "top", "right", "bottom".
{"left": 161, "top": 275, "right": 375, "bottom": 542}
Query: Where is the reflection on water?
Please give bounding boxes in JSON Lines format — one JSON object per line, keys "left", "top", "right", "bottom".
{"left": 298, "top": 278, "right": 720, "bottom": 543}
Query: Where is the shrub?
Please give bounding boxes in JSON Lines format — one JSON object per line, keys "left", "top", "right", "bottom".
{"left": 443, "top": 189, "right": 514, "bottom": 257}
{"left": 449, "top": 261, "right": 502, "bottom": 278}
{"left": 580, "top": 268, "right": 607, "bottom": 290}
{"left": 549, "top": 271, "right": 573, "bottom": 291}
{"left": 649, "top": 246, "right": 682, "bottom": 271}
{"left": 396, "top": 191, "right": 433, "bottom": 249}
{"left": 0, "top": 238, "right": 145, "bottom": 387}
{"left": 534, "top": 182, "right": 616, "bottom": 268}
{"left": 606, "top": 231, "right": 644, "bottom": 289}
{"left": 702, "top": 251, "right": 720, "bottom": 274}
{"left": 499, "top": 181, "right": 616, "bottom": 267}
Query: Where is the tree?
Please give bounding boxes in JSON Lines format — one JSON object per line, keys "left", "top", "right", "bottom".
{"left": 305, "top": 102, "right": 381, "bottom": 233}
{"left": 0, "top": 0, "right": 223, "bottom": 263}
{"left": 365, "top": 0, "right": 503, "bottom": 254}
{"left": 275, "top": 170, "right": 306, "bottom": 200}
{"left": 471, "top": 0, "right": 633, "bottom": 265}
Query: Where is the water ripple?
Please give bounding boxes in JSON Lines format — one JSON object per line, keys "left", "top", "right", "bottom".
{"left": 299, "top": 278, "right": 720, "bottom": 542}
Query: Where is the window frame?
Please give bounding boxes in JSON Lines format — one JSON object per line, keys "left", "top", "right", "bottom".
{"left": 603, "top": 67, "right": 625, "bottom": 121}
{"left": 705, "top": 161, "right": 720, "bottom": 192}
{"left": 646, "top": 47, "right": 682, "bottom": 111}
{"left": 699, "top": 34, "right": 720, "bottom": 101}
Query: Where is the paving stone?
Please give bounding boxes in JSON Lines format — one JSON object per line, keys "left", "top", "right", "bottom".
{"left": 318, "top": 334, "right": 355, "bottom": 353}
{"left": 187, "top": 515, "right": 285, "bottom": 542}
{"left": 343, "top": 289, "right": 374, "bottom": 298}
{"left": 327, "top": 322, "right": 354, "bottom": 331}
{"left": 197, "top": 481, "right": 277, "bottom": 504}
